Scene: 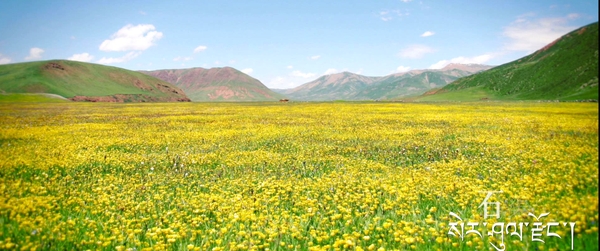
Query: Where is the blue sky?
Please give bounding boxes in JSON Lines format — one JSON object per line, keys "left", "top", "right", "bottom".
{"left": 0, "top": 1, "right": 597, "bottom": 89}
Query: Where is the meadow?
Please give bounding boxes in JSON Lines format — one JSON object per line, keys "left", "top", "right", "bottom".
{"left": 0, "top": 102, "right": 597, "bottom": 251}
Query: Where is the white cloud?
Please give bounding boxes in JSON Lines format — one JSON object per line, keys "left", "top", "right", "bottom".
{"left": 99, "top": 24, "right": 163, "bottom": 52}
{"left": 380, "top": 11, "right": 393, "bottom": 21}
{"left": 379, "top": 9, "right": 409, "bottom": 21}
{"left": 428, "top": 61, "right": 450, "bottom": 69}
{"left": 269, "top": 76, "right": 298, "bottom": 89}
{"left": 139, "top": 10, "right": 147, "bottom": 15}
{"left": 287, "top": 65, "right": 293, "bottom": 69}
{"left": 399, "top": 44, "right": 434, "bottom": 59}
{"left": 401, "top": 0, "right": 412, "bottom": 2}
{"left": 194, "top": 45, "right": 207, "bottom": 53}
{"left": 241, "top": 68, "right": 254, "bottom": 74}
{"left": 97, "top": 51, "right": 141, "bottom": 64}
{"left": 567, "top": 13, "right": 579, "bottom": 19}
{"left": 324, "top": 68, "right": 339, "bottom": 75}
{"left": 25, "top": 47, "right": 44, "bottom": 60}
{"left": 0, "top": 54, "right": 12, "bottom": 64}
{"left": 173, "top": 56, "right": 193, "bottom": 62}
{"left": 396, "top": 66, "right": 411, "bottom": 72}
{"left": 420, "top": 31, "right": 435, "bottom": 37}
{"left": 502, "top": 14, "right": 579, "bottom": 52}
{"left": 290, "top": 70, "right": 316, "bottom": 78}
{"left": 68, "top": 53, "right": 94, "bottom": 62}
{"left": 429, "top": 54, "right": 494, "bottom": 69}
{"left": 310, "top": 55, "right": 321, "bottom": 60}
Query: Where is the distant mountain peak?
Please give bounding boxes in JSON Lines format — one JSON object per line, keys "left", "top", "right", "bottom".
{"left": 140, "top": 66, "right": 285, "bottom": 101}
{"left": 283, "top": 64, "right": 492, "bottom": 101}
{"left": 321, "top": 71, "right": 357, "bottom": 78}
{"left": 441, "top": 63, "right": 493, "bottom": 72}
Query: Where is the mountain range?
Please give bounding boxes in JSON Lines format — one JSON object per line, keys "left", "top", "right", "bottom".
{"left": 140, "top": 67, "right": 285, "bottom": 101}
{"left": 275, "top": 64, "right": 492, "bottom": 101}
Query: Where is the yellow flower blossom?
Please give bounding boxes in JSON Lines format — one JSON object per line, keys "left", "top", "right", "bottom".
{"left": 0, "top": 102, "right": 596, "bottom": 250}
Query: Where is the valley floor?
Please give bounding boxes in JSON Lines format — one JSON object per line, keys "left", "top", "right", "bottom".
{"left": 0, "top": 102, "right": 598, "bottom": 250}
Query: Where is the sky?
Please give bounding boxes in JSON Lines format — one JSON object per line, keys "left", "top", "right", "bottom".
{"left": 0, "top": 1, "right": 598, "bottom": 89}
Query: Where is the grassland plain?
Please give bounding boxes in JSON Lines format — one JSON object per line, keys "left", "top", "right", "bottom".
{"left": 0, "top": 102, "right": 597, "bottom": 251}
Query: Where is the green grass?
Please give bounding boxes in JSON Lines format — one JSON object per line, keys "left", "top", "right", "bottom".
{"left": 416, "top": 86, "right": 504, "bottom": 102}
{"left": 0, "top": 93, "right": 69, "bottom": 103}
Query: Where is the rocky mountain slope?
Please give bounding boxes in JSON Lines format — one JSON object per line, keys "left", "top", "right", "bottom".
{"left": 140, "top": 67, "right": 286, "bottom": 101}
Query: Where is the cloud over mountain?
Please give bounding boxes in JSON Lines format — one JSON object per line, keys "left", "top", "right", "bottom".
{"left": 68, "top": 53, "right": 94, "bottom": 62}
{"left": 25, "top": 47, "right": 44, "bottom": 60}
{"left": 97, "top": 52, "right": 141, "bottom": 64}
{"left": 99, "top": 24, "right": 163, "bottom": 52}
{"left": 0, "top": 54, "right": 11, "bottom": 64}
{"left": 291, "top": 70, "right": 316, "bottom": 78}
{"left": 429, "top": 54, "right": 495, "bottom": 69}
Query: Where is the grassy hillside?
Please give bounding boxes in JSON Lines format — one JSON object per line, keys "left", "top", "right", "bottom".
{"left": 416, "top": 86, "right": 503, "bottom": 102}
{"left": 429, "top": 22, "right": 598, "bottom": 101}
{"left": 0, "top": 60, "right": 190, "bottom": 102}
{"left": 0, "top": 93, "right": 69, "bottom": 103}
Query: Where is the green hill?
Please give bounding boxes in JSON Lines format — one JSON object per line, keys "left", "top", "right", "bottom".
{"left": 0, "top": 60, "right": 190, "bottom": 102}
{"left": 419, "top": 22, "right": 598, "bottom": 101}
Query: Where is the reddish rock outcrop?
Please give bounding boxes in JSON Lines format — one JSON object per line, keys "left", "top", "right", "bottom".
{"left": 69, "top": 94, "right": 191, "bottom": 102}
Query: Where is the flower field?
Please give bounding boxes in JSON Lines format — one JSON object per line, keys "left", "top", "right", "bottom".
{"left": 0, "top": 102, "right": 597, "bottom": 251}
